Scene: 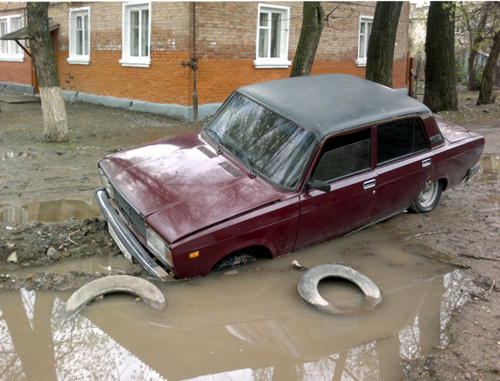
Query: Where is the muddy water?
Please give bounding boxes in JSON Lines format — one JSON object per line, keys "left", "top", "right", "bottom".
{"left": 0, "top": 229, "right": 478, "bottom": 380}
{"left": 478, "top": 154, "right": 500, "bottom": 184}
{"left": 0, "top": 198, "right": 100, "bottom": 224}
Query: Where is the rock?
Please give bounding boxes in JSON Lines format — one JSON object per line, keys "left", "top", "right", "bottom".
{"left": 47, "top": 247, "right": 59, "bottom": 260}
{"left": 7, "top": 252, "right": 17, "bottom": 263}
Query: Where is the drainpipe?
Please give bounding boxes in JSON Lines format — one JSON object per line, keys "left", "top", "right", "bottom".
{"left": 192, "top": 2, "right": 198, "bottom": 123}
{"left": 182, "top": 2, "right": 198, "bottom": 123}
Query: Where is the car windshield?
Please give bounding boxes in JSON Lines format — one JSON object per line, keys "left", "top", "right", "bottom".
{"left": 203, "top": 92, "right": 317, "bottom": 190}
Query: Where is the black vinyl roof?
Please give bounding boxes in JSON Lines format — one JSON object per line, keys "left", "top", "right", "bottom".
{"left": 237, "top": 74, "right": 430, "bottom": 140}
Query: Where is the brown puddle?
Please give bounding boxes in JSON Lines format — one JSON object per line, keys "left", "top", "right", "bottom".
{"left": 0, "top": 198, "right": 100, "bottom": 224}
{"left": 0, "top": 229, "right": 479, "bottom": 380}
{"left": 478, "top": 154, "right": 500, "bottom": 184}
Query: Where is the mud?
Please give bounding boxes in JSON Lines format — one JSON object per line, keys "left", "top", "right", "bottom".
{"left": 0, "top": 90, "right": 499, "bottom": 380}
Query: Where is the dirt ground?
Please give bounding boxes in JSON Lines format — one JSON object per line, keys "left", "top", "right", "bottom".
{"left": 0, "top": 89, "right": 499, "bottom": 380}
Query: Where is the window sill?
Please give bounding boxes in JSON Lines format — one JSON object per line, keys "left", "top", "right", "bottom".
{"left": 119, "top": 57, "right": 151, "bottom": 68}
{"left": 67, "top": 57, "right": 90, "bottom": 65}
{"left": 0, "top": 56, "right": 24, "bottom": 62}
{"left": 253, "top": 59, "right": 291, "bottom": 69}
{"left": 355, "top": 59, "right": 367, "bottom": 67}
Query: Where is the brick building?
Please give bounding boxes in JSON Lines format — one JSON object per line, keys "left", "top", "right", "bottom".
{"left": 1, "top": 2, "right": 411, "bottom": 120}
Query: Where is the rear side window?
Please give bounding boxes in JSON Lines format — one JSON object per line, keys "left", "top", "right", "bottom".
{"left": 312, "top": 129, "right": 371, "bottom": 182}
{"left": 377, "top": 118, "right": 428, "bottom": 164}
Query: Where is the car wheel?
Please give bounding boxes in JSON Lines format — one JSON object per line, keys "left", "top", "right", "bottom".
{"left": 214, "top": 252, "right": 256, "bottom": 271}
{"left": 297, "top": 264, "right": 382, "bottom": 315}
{"left": 410, "top": 180, "right": 442, "bottom": 213}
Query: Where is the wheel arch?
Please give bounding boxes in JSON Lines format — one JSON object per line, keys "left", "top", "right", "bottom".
{"left": 211, "top": 244, "right": 274, "bottom": 269}
{"left": 438, "top": 177, "right": 448, "bottom": 191}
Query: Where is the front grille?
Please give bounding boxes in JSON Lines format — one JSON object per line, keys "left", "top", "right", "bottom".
{"left": 112, "top": 185, "right": 147, "bottom": 238}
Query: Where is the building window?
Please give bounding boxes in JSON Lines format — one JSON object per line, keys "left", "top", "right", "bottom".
{"left": 68, "top": 7, "right": 90, "bottom": 65}
{"left": 0, "top": 15, "right": 24, "bottom": 62}
{"left": 120, "top": 2, "right": 151, "bottom": 68}
{"left": 356, "top": 16, "right": 373, "bottom": 67}
{"left": 254, "top": 4, "right": 291, "bottom": 69}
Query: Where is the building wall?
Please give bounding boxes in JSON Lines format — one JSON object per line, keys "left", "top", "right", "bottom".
{"left": 0, "top": 55, "right": 31, "bottom": 85}
{"left": 193, "top": 1, "right": 409, "bottom": 104}
{"left": 1, "top": 1, "right": 410, "bottom": 109}
{"left": 52, "top": 2, "right": 193, "bottom": 105}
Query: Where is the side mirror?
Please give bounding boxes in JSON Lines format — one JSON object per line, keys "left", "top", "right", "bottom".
{"left": 307, "top": 179, "right": 330, "bottom": 193}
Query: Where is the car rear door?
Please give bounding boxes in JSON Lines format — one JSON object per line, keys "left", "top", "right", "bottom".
{"left": 370, "top": 117, "right": 433, "bottom": 222}
{"left": 295, "top": 128, "right": 376, "bottom": 250}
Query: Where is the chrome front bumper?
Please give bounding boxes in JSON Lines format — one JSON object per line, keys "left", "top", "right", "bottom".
{"left": 464, "top": 162, "right": 481, "bottom": 183}
{"left": 94, "top": 188, "right": 171, "bottom": 282}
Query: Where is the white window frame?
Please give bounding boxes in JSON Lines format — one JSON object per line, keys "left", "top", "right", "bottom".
{"left": 120, "top": 2, "right": 151, "bottom": 68}
{"left": 254, "top": 3, "right": 291, "bottom": 69}
{"left": 0, "top": 14, "right": 24, "bottom": 62}
{"left": 68, "top": 7, "right": 90, "bottom": 65}
{"left": 356, "top": 15, "right": 373, "bottom": 67}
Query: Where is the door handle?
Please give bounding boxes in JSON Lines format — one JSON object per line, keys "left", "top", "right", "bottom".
{"left": 363, "top": 179, "right": 376, "bottom": 189}
{"left": 422, "top": 158, "right": 432, "bottom": 168}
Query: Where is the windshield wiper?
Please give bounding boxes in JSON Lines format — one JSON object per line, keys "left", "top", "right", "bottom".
{"left": 206, "top": 131, "right": 256, "bottom": 178}
{"left": 204, "top": 127, "right": 223, "bottom": 154}
{"left": 235, "top": 148, "right": 256, "bottom": 178}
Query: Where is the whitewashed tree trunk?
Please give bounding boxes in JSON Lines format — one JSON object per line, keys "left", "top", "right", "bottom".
{"left": 39, "top": 86, "right": 68, "bottom": 141}
{"left": 27, "top": 2, "right": 68, "bottom": 142}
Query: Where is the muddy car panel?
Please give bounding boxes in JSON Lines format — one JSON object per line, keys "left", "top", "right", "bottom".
{"left": 96, "top": 74, "right": 484, "bottom": 279}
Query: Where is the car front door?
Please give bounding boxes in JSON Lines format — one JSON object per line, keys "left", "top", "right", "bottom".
{"left": 295, "top": 128, "right": 376, "bottom": 250}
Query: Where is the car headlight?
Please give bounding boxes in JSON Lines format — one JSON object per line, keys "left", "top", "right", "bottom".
{"left": 98, "top": 167, "right": 115, "bottom": 200}
{"left": 146, "top": 227, "right": 173, "bottom": 267}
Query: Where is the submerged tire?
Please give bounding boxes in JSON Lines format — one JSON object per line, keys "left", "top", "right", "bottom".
{"left": 298, "top": 264, "right": 382, "bottom": 315}
{"left": 64, "top": 275, "right": 166, "bottom": 317}
{"left": 410, "top": 180, "right": 442, "bottom": 213}
{"left": 214, "top": 252, "right": 256, "bottom": 271}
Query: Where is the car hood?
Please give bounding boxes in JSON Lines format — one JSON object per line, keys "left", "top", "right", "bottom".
{"left": 99, "top": 131, "right": 287, "bottom": 243}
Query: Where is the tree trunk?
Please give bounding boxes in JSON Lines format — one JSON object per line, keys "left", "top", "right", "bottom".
{"left": 290, "top": 2, "right": 324, "bottom": 78}
{"left": 461, "top": 2, "right": 492, "bottom": 91}
{"left": 365, "top": 1, "right": 403, "bottom": 88}
{"left": 423, "top": 2, "right": 458, "bottom": 112}
{"left": 477, "top": 28, "right": 500, "bottom": 105}
{"left": 467, "top": 48, "right": 480, "bottom": 91}
{"left": 27, "top": 2, "right": 68, "bottom": 142}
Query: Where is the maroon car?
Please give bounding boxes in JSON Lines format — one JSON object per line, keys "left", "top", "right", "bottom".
{"left": 95, "top": 74, "right": 484, "bottom": 280}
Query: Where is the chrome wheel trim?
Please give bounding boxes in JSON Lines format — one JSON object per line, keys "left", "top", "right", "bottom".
{"left": 417, "top": 181, "right": 439, "bottom": 209}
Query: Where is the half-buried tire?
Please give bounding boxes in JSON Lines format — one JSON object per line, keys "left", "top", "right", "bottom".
{"left": 64, "top": 275, "right": 166, "bottom": 317}
{"left": 298, "top": 264, "right": 382, "bottom": 314}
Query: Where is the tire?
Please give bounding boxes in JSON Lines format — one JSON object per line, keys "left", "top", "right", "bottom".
{"left": 298, "top": 264, "right": 382, "bottom": 315}
{"left": 213, "top": 252, "right": 256, "bottom": 271}
{"left": 64, "top": 275, "right": 166, "bottom": 317}
{"left": 409, "top": 180, "right": 442, "bottom": 213}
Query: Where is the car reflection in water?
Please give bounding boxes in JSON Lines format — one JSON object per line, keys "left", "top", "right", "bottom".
{"left": 0, "top": 230, "right": 481, "bottom": 380}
